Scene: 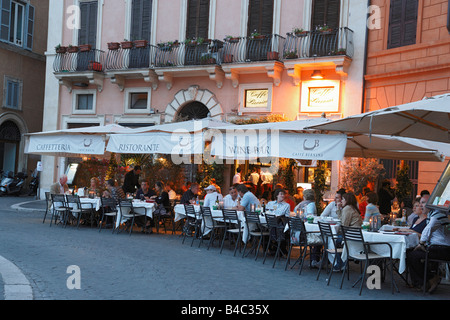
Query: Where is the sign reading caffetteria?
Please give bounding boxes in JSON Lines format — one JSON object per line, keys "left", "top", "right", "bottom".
{"left": 245, "top": 89, "right": 269, "bottom": 108}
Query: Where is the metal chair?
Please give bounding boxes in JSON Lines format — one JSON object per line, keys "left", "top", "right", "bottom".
{"left": 99, "top": 197, "right": 118, "bottom": 233}
{"left": 423, "top": 244, "right": 450, "bottom": 294}
{"left": 117, "top": 199, "right": 145, "bottom": 235}
{"left": 65, "top": 195, "right": 95, "bottom": 229}
{"left": 182, "top": 204, "right": 200, "bottom": 244}
{"left": 50, "top": 194, "right": 69, "bottom": 227}
{"left": 43, "top": 192, "right": 51, "bottom": 223}
{"left": 340, "top": 226, "right": 398, "bottom": 295}
{"left": 263, "top": 214, "right": 287, "bottom": 268}
{"left": 220, "top": 209, "right": 243, "bottom": 256}
{"left": 317, "top": 221, "right": 343, "bottom": 285}
{"left": 242, "top": 211, "right": 270, "bottom": 260}
{"left": 199, "top": 206, "right": 226, "bottom": 250}
{"left": 155, "top": 204, "right": 176, "bottom": 234}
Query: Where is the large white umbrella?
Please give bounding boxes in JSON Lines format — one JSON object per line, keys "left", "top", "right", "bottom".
{"left": 24, "top": 124, "right": 131, "bottom": 156}
{"left": 106, "top": 118, "right": 233, "bottom": 155}
{"left": 305, "top": 93, "right": 450, "bottom": 143}
{"left": 211, "top": 118, "right": 447, "bottom": 162}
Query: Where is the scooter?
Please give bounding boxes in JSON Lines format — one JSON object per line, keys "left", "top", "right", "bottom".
{"left": 28, "top": 169, "right": 40, "bottom": 196}
{"left": 0, "top": 171, "right": 28, "bottom": 196}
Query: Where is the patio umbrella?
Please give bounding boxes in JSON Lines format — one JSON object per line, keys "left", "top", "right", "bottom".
{"left": 305, "top": 93, "right": 450, "bottom": 143}
{"left": 106, "top": 118, "right": 233, "bottom": 155}
{"left": 24, "top": 124, "right": 131, "bottom": 156}
{"left": 211, "top": 118, "right": 447, "bottom": 162}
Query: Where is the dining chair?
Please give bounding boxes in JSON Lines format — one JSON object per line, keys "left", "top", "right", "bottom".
{"left": 317, "top": 221, "right": 343, "bottom": 285}
{"left": 422, "top": 244, "right": 450, "bottom": 294}
{"left": 50, "top": 194, "right": 69, "bottom": 227}
{"left": 182, "top": 204, "right": 200, "bottom": 244}
{"left": 65, "top": 195, "right": 95, "bottom": 229}
{"left": 99, "top": 197, "right": 118, "bottom": 233}
{"left": 155, "top": 204, "right": 176, "bottom": 235}
{"left": 117, "top": 199, "right": 145, "bottom": 235}
{"left": 43, "top": 192, "right": 51, "bottom": 224}
{"left": 242, "top": 211, "right": 270, "bottom": 260}
{"left": 263, "top": 214, "right": 287, "bottom": 268}
{"left": 199, "top": 206, "right": 226, "bottom": 250}
{"left": 340, "top": 226, "right": 398, "bottom": 295}
{"left": 284, "top": 217, "right": 322, "bottom": 274}
{"left": 220, "top": 209, "right": 243, "bottom": 256}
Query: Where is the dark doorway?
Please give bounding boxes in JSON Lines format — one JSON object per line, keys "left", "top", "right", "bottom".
{"left": 177, "top": 101, "right": 210, "bottom": 121}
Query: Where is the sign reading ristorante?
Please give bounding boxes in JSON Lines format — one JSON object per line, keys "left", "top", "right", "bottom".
{"left": 116, "top": 143, "right": 160, "bottom": 152}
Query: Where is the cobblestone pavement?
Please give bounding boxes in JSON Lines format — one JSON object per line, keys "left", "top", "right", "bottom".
{"left": 0, "top": 196, "right": 449, "bottom": 303}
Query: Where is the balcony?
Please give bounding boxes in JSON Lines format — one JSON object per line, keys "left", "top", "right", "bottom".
{"left": 282, "top": 27, "right": 354, "bottom": 85}
{"left": 53, "top": 47, "right": 106, "bottom": 92}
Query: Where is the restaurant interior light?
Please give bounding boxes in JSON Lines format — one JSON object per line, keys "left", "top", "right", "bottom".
{"left": 311, "top": 70, "right": 324, "bottom": 79}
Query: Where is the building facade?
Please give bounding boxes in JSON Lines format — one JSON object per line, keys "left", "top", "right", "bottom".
{"left": 0, "top": 0, "right": 48, "bottom": 176}
{"left": 41, "top": 0, "right": 369, "bottom": 193}
{"left": 364, "top": 0, "right": 450, "bottom": 194}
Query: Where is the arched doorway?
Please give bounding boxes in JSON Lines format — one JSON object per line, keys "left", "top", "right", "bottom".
{"left": 0, "top": 120, "right": 21, "bottom": 173}
{"left": 176, "top": 101, "right": 210, "bottom": 121}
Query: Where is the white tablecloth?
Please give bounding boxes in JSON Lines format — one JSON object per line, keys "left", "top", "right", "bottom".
{"left": 174, "top": 204, "right": 265, "bottom": 243}
{"left": 340, "top": 229, "right": 419, "bottom": 274}
{"left": 116, "top": 200, "right": 156, "bottom": 228}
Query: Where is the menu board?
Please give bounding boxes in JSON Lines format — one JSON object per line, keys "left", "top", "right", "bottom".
{"left": 427, "top": 161, "right": 450, "bottom": 212}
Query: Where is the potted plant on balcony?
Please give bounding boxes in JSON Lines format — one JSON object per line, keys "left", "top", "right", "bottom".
{"left": 316, "top": 25, "right": 333, "bottom": 34}
{"left": 133, "top": 39, "right": 148, "bottom": 48}
{"left": 121, "top": 39, "right": 133, "bottom": 49}
{"left": 267, "top": 51, "right": 279, "bottom": 60}
{"left": 67, "top": 45, "right": 79, "bottom": 53}
{"left": 224, "top": 35, "right": 240, "bottom": 43}
{"left": 250, "top": 31, "right": 265, "bottom": 40}
{"left": 88, "top": 60, "right": 102, "bottom": 72}
{"left": 335, "top": 48, "right": 347, "bottom": 55}
{"left": 284, "top": 49, "right": 298, "bottom": 59}
{"left": 293, "top": 27, "right": 308, "bottom": 37}
{"left": 55, "top": 44, "right": 67, "bottom": 54}
{"left": 107, "top": 42, "right": 120, "bottom": 50}
{"left": 79, "top": 44, "right": 92, "bottom": 52}
{"left": 200, "top": 54, "right": 216, "bottom": 65}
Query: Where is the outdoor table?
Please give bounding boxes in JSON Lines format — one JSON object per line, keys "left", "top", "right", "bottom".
{"left": 340, "top": 229, "right": 419, "bottom": 274}
{"left": 174, "top": 204, "right": 265, "bottom": 243}
{"left": 116, "top": 200, "right": 156, "bottom": 229}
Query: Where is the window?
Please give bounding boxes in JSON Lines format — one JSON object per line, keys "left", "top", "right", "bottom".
{"left": 3, "top": 77, "right": 22, "bottom": 110}
{"left": 186, "top": 0, "right": 210, "bottom": 39}
{"left": 78, "top": 0, "right": 98, "bottom": 47}
{"left": 124, "top": 88, "right": 152, "bottom": 113}
{"left": 130, "top": 0, "right": 152, "bottom": 41}
{"left": 77, "top": 94, "right": 93, "bottom": 110}
{"left": 0, "top": 0, "right": 34, "bottom": 50}
{"left": 388, "top": 0, "right": 418, "bottom": 49}
{"left": 311, "top": 0, "right": 340, "bottom": 30}
{"left": 247, "top": 0, "right": 274, "bottom": 36}
{"left": 72, "top": 90, "right": 96, "bottom": 114}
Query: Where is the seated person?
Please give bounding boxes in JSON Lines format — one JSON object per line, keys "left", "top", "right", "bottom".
{"left": 87, "top": 177, "right": 103, "bottom": 197}
{"left": 223, "top": 185, "right": 240, "bottom": 209}
{"left": 203, "top": 185, "right": 223, "bottom": 209}
{"left": 294, "top": 189, "right": 317, "bottom": 216}
{"left": 103, "top": 179, "right": 126, "bottom": 203}
{"left": 180, "top": 182, "right": 199, "bottom": 204}
{"left": 235, "top": 184, "right": 259, "bottom": 212}
{"left": 266, "top": 189, "right": 290, "bottom": 218}
{"left": 165, "top": 182, "right": 177, "bottom": 200}
{"left": 363, "top": 192, "right": 381, "bottom": 222}
{"left": 135, "top": 180, "right": 156, "bottom": 200}
{"left": 322, "top": 188, "right": 345, "bottom": 219}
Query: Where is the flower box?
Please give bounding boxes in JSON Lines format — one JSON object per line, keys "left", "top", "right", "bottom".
{"left": 56, "top": 46, "right": 67, "bottom": 54}
{"left": 88, "top": 61, "right": 103, "bottom": 72}
{"left": 121, "top": 41, "right": 133, "bottom": 49}
{"left": 67, "top": 46, "right": 79, "bottom": 53}
{"left": 79, "top": 44, "right": 92, "bottom": 52}
{"left": 107, "top": 42, "right": 120, "bottom": 50}
{"left": 133, "top": 40, "right": 148, "bottom": 48}
{"left": 267, "top": 51, "right": 279, "bottom": 60}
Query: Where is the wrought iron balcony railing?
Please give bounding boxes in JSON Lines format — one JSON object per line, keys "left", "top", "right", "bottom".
{"left": 53, "top": 49, "right": 106, "bottom": 73}
{"left": 154, "top": 39, "right": 225, "bottom": 67}
{"left": 105, "top": 45, "right": 158, "bottom": 70}
{"left": 282, "top": 27, "right": 354, "bottom": 60}
{"left": 221, "top": 34, "right": 285, "bottom": 63}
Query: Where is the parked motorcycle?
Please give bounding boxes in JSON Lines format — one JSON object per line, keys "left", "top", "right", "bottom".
{"left": 28, "top": 169, "right": 40, "bottom": 196}
{"left": 0, "top": 171, "right": 28, "bottom": 196}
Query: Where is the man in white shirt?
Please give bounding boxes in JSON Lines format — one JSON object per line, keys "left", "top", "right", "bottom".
{"left": 165, "top": 182, "right": 177, "bottom": 200}
{"left": 203, "top": 185, "right": 223, "bottom": 209}
{"left": 321, "top": 189, "right": 345, "bottom": 219}
{"left": 232, "top": 168, "right": 241, "bottom": 184}
{"left": 223, "top": 185, "right": 239, "bottom": 209}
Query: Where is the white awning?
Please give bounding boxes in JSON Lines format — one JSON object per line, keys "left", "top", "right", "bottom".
{"left": 25, "top": 134, "right": 106, "bottom": 156}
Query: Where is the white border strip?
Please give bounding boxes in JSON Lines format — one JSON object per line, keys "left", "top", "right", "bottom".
{"left": 0, "top": 255, "right": 33, "bottom": 300}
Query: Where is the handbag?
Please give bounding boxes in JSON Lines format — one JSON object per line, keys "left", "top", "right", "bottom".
{"left": 153, "top": 204, "right": 167, "bottom": 216}
{"left": 306, "top": 232, "right": 323, "bottom": 246}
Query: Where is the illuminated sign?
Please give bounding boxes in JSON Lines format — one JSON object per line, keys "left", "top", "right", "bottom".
{"left": 245, "top": 89, "right": 269, "bottom": 108}
{"left": 301, "top": 80, "right": 340, "bottom": 112}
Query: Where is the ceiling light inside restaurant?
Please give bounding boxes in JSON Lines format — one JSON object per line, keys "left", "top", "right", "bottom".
{"left": 311, "top": 70, "right": 324, "bottom": 79}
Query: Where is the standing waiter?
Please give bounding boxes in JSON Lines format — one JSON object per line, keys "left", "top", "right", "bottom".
{"left": 122, "top": 165, "right": 142, "bottom": 194}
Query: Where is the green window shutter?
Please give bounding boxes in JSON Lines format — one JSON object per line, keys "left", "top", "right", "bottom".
{"left": 388, "top": 0, "right": 418, "bottom": 49}
{"left": 78, "top": 1, "right": 97, "bottom": 48}
{"left": 24, "top": 4, "right": 34, "bottom": 50}
{"left": 247, "top": 0, "right": 274, "bottom": 36}
{"left": 131, "top": 0, "right": 152, "bottom": 41}
{"left": 311, "top": 0, "right": 340, "bottom": 30}
{"left": 0, "top": 0, "right": 11, "bottom": 42}
{"left": 186, "top": 0, "right": 210, "bottom": 39}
